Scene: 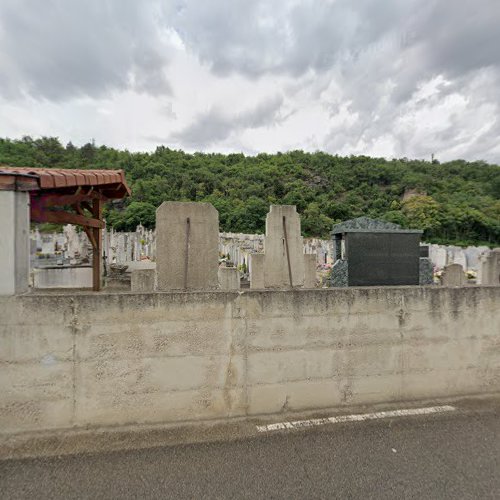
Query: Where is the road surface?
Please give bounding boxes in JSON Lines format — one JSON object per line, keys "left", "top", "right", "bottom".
{"left": 2, "top": 399, "right": 500, "bottom": 499}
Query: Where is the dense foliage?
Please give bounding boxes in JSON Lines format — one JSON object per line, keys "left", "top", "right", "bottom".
{"left": 1, "top": 136, "right": 499, "bottom": 246}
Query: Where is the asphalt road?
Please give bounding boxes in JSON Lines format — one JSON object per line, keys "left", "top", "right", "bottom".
{"left": 2, "top": 404, "right": 500, "bottom": 499}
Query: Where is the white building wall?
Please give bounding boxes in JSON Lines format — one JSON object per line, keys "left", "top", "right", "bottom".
{"left": 0, "top": 191, "right": 29, "bottom": 295}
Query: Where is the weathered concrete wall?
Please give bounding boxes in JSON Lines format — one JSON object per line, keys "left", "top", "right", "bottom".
{"left": 130, "top": 269, "right": 156, "bottom": 292}
{"left": 0, "top": 191, "right": 30, "bottom": 295}
{"left": 33, "top": 266, "right": 93, "bottom": 289}
{"left": 1, "top": 287, "right": 499, "bottom": 435}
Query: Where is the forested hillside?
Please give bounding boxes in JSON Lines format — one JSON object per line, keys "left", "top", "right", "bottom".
{"left": 1, "top": 137, "right": 499, "bottom": 246}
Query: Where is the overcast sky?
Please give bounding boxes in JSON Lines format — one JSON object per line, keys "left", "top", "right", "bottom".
{"left": 1, "top": 0, "right": 500, "bottom": 162}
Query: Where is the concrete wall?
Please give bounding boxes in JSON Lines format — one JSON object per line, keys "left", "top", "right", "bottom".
{"left": 33, "top": 267, "right": 93, "bottom": 289}
{"left": 1, "top": 287, "right": 499, "bottom": 435}
{"left": 0, "top": 191, "right": 30, "bottom": 295}
{"left": 131, "top": 269, "right": 156, "bottom": 292}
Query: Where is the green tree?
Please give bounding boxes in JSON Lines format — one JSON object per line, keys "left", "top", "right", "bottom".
{"left": 301, "top": 202, "right": 334, "bottom": 238}
{"left": 402, "top": 195, "right": 441, "bottom": 233}
{"left": 107, "top": 202, "right": 156, "bottom": 231}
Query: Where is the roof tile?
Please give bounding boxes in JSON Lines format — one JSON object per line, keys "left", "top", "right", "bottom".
{"left": 0, "top": 166, "right": 131, "bottom": 196}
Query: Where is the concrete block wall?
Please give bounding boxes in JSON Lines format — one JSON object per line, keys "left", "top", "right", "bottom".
{"left": 32, "top": 267, "right": 93, "bottom": 289}
{"left": 0, "top": 287, "right": 499, "bottom": 435}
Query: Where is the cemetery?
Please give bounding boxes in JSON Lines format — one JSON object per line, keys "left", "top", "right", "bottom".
{"left": 22, "top": 214, "right": 500, "bottom": 292}
{"left": 1, "top": 166, "right": 499, "bottom": 442}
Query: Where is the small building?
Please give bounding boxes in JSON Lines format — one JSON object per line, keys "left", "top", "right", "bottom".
{"left": 0, "top": 166, "right": 130, "bottom": 294}
{"left": 330, "top": 217, "right": 423, "bottom": 287}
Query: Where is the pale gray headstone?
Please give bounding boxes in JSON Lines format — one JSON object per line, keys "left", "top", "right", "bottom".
{"left": 156, "top": 202, "right": 219, "bottom": 290}
{"left": 441, "top": 263, "right": 466, "bottom": 286}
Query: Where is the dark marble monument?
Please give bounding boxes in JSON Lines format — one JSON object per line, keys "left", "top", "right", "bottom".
{"left": 330, "top": 217, "right": 424, "bottom": 287}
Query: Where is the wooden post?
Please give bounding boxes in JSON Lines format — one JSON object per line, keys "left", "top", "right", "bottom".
{"left": 92, "top": 198, "right": 102, "bottom": 291}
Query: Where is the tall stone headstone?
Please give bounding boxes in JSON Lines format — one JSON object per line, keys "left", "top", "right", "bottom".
{"left": 250, "top": 253, "right": 265, "bottom": 289}
{"left": 63, "top": 224, "right": 82, "bottom": 259}
{"left": 477, "top": 249, "right": 500, "bottom": 285}
{"left": 248, "top": 205, "right": 316, "bottom": 289}
{"left": 429, "top": 245, "right": 447, "bottom": 270}
{"left": 156, "top": 202, "right": 219, "bottom": 290}
{"left": 441, "top": 263, "right": 466, "bottom": 286}
{"left": 263, "top": 205, "right": 306, "bottom": 288}
{"left": 304, "top": 254, "right": 317, "bottom": 288}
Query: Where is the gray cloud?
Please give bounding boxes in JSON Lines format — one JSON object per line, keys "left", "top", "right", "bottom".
{"left": 164, "top": 0, "right": 419, "bottom": 77}
{"left": 166, "top": 0, "right": 500, "bottom": 81}
{"left": 165, "top": 0, "right": 500, "bottom": 160}
{"left": 1, "top": 0, "right": 500, "bottom": 162}
{"left": 0, "top": 0, "right": 172, "bottom": 100}
{"left": 169, "top": 95, "right": 284, "bottom": 148}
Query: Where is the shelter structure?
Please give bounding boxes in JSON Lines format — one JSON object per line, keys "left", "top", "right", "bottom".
{"left": 330, "top": 217, "right": 423, "bottom": 287}
{"left": 0, "top": 166, "right": 130, "bottom": 293}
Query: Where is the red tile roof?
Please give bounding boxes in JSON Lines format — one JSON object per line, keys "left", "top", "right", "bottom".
{"left": 0, "top": 166, "right": 131, "bottom": 197}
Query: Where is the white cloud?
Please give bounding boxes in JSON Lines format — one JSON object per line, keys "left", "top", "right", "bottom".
{"left": 0, "top": 0, "right": 499, "bottom": 162}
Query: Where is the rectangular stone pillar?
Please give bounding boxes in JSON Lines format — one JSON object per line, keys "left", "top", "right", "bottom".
{"left": 263, "top": 205, "right": 305, "bottom": 288}
{"left": 303, "top": 254, "right": 317, "bottom": 288}
{"left": 0, "top": 191, "right": 30, "bottom": 295}
{"left": 218, "top": 267, "right": 240, "bottom": 290}
{"left": 131, "top": 268, "right": 156, "bottom": 292}
{"left": 250, "top": 253, "right": 265, "bottom": 289}
{"left": 156, "top": 202, "right": 219, "bottom": 290}
{"left": 477, "top": 249, "right": 500, "bottom": 285}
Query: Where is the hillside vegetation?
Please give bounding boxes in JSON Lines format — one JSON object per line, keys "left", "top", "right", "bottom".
{"left": 1, "top": 137, "right": 499, "bottom": 246}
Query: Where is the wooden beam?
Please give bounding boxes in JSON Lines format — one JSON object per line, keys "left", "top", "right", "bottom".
{"left": 80, "top": 201, "right": 93, "bottom": 213}
{"left": 0, "top": 174, "right": 39, "bottom": 191}
{"left": 73, "top": 203, "right": 97, "bottom": 249}
{"left": 31, "top": 209, "right": 105, "bottom": 228}
{"left": 92, "top": 198, "right": 103, "bottom": 291}
{"left": 35, "top": 190, "right": 107, "bottom": 207}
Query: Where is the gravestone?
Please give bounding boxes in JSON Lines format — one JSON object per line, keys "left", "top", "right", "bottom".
{"left": 304, "top": 254, "right": 317, "bottom": 288}
{"left": 331, "top": 217, "right": 423, "bottom": 286}
{"left": 249, "top": 205, "right": 316, "bottom": 289}
{"left": 156, "top": 202, "right": 219, "bottom": 290}
{"left": 218, "top": 266, "right": 240, "bottom": 290}
{"left": 263, "top": 205, "right": 305, "bottom": 288}
{"left": 429, "top": 245, "right": 447, "bottom": 269}
{"left": 464, "top": 246, "right": 489, "bottom": 271}
{"left": 331, "top": 259, "right": 348, "bottom": 287}
{"left": 419, "top": 257, "right": 434, "bottom": 285}
{"left": 440, "top": 263, "right": 466, "bottom": 286}
{"left": 63, "top": 225, "right": 82, "bottom": 259}
{"left": 477, "top": 249, "right": 500, "bottom": 285}
{"left": 250, "top": 253, "right": 265, "bottom": 289}
{"left": 420, "top": 245, "right": 429, "bottom": 257}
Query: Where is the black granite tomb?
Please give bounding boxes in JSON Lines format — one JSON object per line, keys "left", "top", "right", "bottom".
{"left": 331, "top": 217, "right": 423, "bottom": 287}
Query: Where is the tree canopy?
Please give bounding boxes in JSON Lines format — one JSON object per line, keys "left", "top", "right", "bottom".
{"left": 1, "top": 136, "right": 499, "bottom": 246}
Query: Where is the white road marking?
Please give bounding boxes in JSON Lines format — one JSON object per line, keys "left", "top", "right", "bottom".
{"left": 256, "top": 405, "right": 456, "bottom": 433}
